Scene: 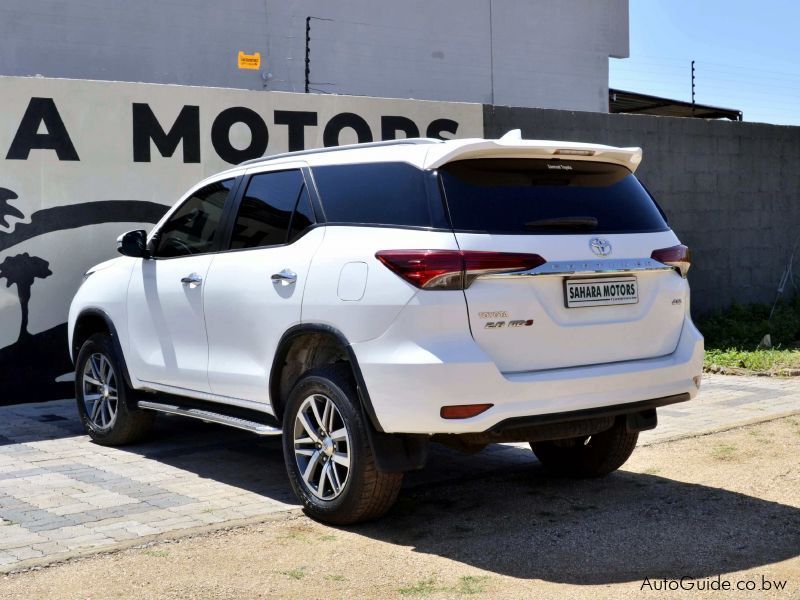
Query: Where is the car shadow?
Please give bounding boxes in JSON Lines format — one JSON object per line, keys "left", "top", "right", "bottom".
{"left": 348, "top": 459, "right": 800, "bottom": 585}
{"left": 109, "top": 418, "right": 538, "bottom": 505}
{"left": 109, "top": 419, "right": 532, "bottom": 504}
{"left": 123, "top": 417, "right": 297, "bottom": 504}
{"left": 111, "top": 419, "right": 800, "bottom": 585}
{"left": 4, "top": 405, "right": 798, "bottom": 585}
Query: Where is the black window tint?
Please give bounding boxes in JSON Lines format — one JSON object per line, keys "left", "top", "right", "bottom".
{"left": 230, "top": 169, "right": 311, "bottom": 250}
{"left": 312, "top": 162, "right": 431, "bottom": 227}
{"left": 154, "top": 179, "right": 233, "bottom": 258}
{"left": 440, "top": 159, "right": 669, "bottom": 235}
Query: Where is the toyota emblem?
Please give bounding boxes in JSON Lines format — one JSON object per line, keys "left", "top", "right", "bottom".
{"left": 589, "top": 238, "right": 612, "bottom": 256}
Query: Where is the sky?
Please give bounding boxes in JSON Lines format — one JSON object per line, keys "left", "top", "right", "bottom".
{"left": 609, "top": 1, "right": 800, "bottom": 125}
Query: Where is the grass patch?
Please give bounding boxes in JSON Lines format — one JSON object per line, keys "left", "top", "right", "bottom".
{"left": 399, "top": 577, "right": 439, "bottom": 596}
{"left": 325, "top": 574, "right": 346, "bottom": 582}
{"left": 141, "top": 549, "right": 169, "bottom": 558}
{"left": 282, "top": 568, "right": 306, "bottom": 580}
{"left": 704, "top": 348, "right": 800, "bottom": 372}
{"left": 457, "top": 575, "right": 489, "bottom": 594}
{"left": 279, "top": 529, "right": 311, "bottom": 543}
{"left": 398, "top": 575, "right": 490, "bottom": 596}
{"left": 698, "top": 299, "right": 800, "bottom": 374}
{"left": 711, "top": 443, "right": 739, "bottom": 461}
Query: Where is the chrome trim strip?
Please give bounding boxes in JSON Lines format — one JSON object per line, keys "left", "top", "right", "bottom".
{"left": 483, "top": 258, "right": 673, "bottom": 279}
{"left": 137, "top": 401, "right": 282, "bottom": 436}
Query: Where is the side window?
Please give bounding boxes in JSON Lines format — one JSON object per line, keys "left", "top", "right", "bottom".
{"left": 311, "top": 162, "right": 431, "bottom": 227}
{"left": 229, "top": 169, "right": 314, "bottom": 250}
{"left": 153, "top": 179, "right": 234, "bottom": 258}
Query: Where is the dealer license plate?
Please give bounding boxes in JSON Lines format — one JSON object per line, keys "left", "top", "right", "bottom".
{"left": 564, "top": 276, "right": 638, "bottom": 308}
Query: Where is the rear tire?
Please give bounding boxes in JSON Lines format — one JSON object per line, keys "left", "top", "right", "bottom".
{"left": 282, "top": 364, "right": 403, "bottom": 524}
{"left": 75, "top": 333, "right": 154, "bottom": 446}
{"left": 530, "top": 418, "right": 638, "bottom": 477}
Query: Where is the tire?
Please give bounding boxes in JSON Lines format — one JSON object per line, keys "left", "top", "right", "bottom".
{"left": 75, "top": 333, "right": 154, "bottom": 445}
{"left": 530, "top": 417, "right": 638, "bottom": 478}
{"left": 282, "top": 364, "right": 403, "bottom": 525}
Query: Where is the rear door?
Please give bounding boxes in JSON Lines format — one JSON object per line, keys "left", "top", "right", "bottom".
{"left": 439, "top": 158, "right": 687, "bottom": 373}
{"left": 203, "top": 163, "right": 322, "bottom": 404}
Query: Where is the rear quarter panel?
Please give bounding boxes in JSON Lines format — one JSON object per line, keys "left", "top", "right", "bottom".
{"left": 301, "top": 226, "right": 460, "bottom": 342}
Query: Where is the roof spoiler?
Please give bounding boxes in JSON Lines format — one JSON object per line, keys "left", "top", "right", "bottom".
{"left": 424, "top": 130, "right": 643, "bottom": 173}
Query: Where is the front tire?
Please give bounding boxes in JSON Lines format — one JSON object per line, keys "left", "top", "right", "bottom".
{"left": 531, "top": 418, "right": 638, "bottom": 477}
{"left": 282, "top": 365, "right": 403, "bottom": 524}
{"left": 75, "top": 333, "right": 154, "bottom": 445}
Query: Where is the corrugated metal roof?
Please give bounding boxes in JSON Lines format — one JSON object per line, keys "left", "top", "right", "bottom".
{"left": 610, "top": 89, "right": 742, "bottom": 121}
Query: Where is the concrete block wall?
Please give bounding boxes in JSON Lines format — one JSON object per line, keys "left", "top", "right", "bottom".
{"left": 483, "top": 105, "right": 800, "bottom": 315}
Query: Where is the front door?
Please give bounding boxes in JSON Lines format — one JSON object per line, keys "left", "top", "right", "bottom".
{"left": 126, "top": 178, "right": 235, "bottom": 392}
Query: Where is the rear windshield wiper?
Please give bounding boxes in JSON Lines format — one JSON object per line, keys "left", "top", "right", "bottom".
{"left": 524, "top": 216, "right": 599, "bottom": 231}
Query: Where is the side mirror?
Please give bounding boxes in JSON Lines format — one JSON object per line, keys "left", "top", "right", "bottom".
{"left": 117, "top": 230, "right": 149, "bottom": 258}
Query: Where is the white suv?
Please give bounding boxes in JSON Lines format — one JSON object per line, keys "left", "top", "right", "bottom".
{"left": 68, "top": 132, "right": 703, "bottom": 524}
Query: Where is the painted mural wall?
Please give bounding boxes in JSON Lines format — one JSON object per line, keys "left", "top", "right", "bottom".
{"left": 0, "top": 76, "right": 483, "bottom": 405}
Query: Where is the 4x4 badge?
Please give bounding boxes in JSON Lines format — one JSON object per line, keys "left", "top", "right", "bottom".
{"left": 589, "top": 238, "right": 612, "bottom": 256}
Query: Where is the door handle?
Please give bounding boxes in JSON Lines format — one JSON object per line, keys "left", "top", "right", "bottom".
{"left": 271, "top": 269, "right": 297, "bottom": 286}
{"left": 181, "top": 273, "right": 203, "bottom": 286}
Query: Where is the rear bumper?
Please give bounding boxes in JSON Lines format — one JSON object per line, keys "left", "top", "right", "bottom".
{"left": 352, "top": 315, "right": 704, "bottom": 434}
{"left": 488, "top": 393, "right": 689, "bottom": 434}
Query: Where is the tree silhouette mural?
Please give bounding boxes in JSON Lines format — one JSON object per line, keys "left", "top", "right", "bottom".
{"left": 0, "top": 252, "right": 52, "bottom": 342}
{"left": 0, "top": 187, "right": 23, "bottom": 228}
{"left": 0, "top": 181, "right": 167, "bottom": 405}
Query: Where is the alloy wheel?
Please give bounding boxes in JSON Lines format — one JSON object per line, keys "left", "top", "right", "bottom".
{"left": 293, "top": 394, "right": 351, "bottom": 500}
{"left": 81, "top": 353, "right": 119, "bottom": 430}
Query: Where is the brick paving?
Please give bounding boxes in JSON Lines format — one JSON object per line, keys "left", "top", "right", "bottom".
{"left": 1, "top": 373, "right": 799, "bottom": 572}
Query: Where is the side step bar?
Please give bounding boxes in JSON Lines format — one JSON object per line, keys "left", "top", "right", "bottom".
{"left": 137, "top": 400, "right": 282, "bottom": 436}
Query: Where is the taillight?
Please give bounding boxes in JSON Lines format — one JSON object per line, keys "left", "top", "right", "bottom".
{"left": 375, "top": 250, "right": 546, "bottom": 290}
{"left": 462, "top": 252, "right": 546, "bottom": 287}
{"left": 374, "top": 250, "right": 463, "bottom": 289}
{"left": 651, "top": 244, "right": 691, "bottom": 278}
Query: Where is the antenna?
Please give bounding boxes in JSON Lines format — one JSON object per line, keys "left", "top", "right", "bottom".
{"left": 691, "top": 60, "right": 696, "bottom": 112}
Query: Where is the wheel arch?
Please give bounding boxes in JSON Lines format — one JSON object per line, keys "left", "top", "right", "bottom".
{"left": 72, "top": 308, "right": 134, "bottom": 390}
{"left": 269, "top": 323, "right": 383, "bottom": 432}
{"left": 270, "top": 323, "right": 429, "bottom": 473}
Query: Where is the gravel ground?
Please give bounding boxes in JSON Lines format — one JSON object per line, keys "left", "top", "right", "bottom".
{"left": 3, "top": 417, "right": 800, "bottom": 599}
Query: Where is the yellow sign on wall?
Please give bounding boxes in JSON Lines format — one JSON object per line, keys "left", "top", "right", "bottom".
{"left": 237, "top": 51, "right": 261, "bottom": 70}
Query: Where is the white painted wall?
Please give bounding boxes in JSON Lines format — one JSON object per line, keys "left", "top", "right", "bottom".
{"left": 0, "top": 0, "right": 628, "bottom": 112}
{"left": 0, "top": 76, "right": 483, "bottom": 402}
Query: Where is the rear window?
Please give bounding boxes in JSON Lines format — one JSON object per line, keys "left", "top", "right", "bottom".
{"left": 311, "top": 162, "right": 431, "bottom": 227}
{"left": 439, "top": 158, "right": 669, "bottom": 234}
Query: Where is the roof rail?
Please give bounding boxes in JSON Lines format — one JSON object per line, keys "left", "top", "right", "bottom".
{"left": 238, "top": 138, "right": 442, "bottom": 166}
